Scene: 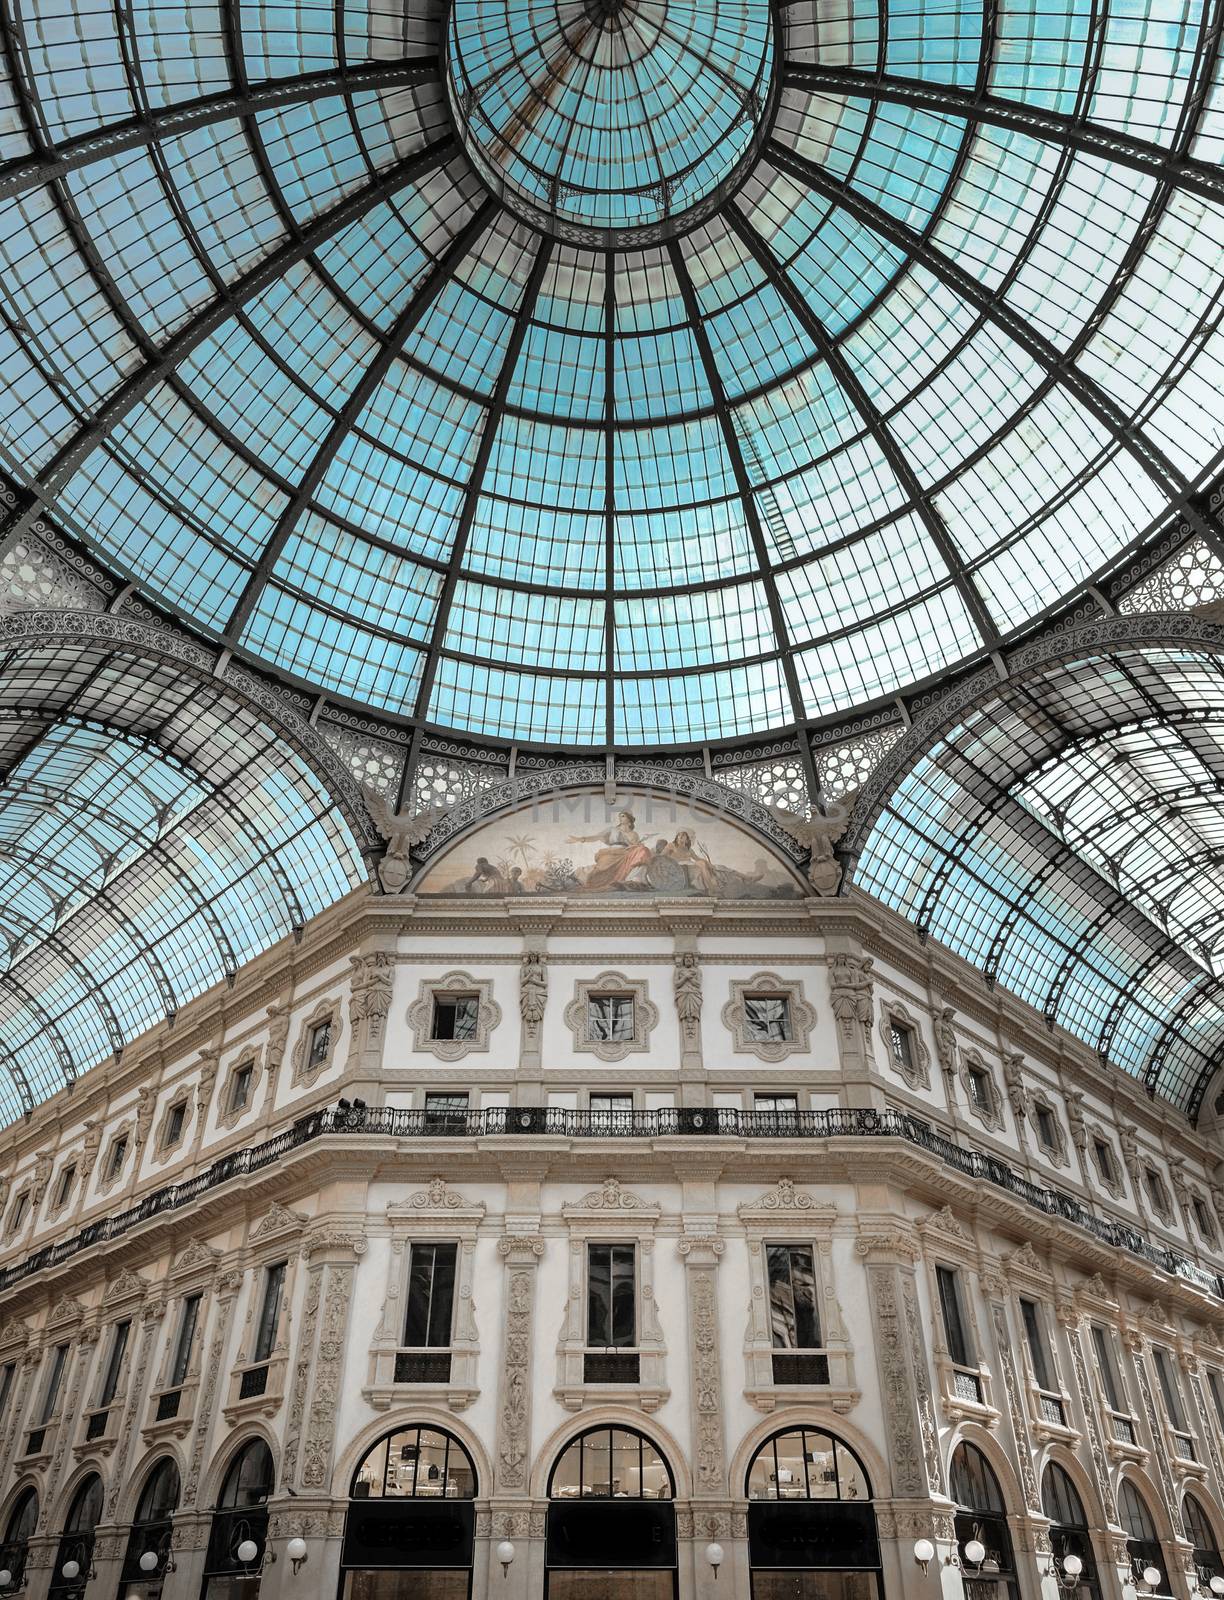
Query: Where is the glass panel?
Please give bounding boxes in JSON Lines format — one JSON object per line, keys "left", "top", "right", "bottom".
{"left": 344, "top": 1575, "right": 469, "bottom": 1600}
{"left": 768, "top": 1246, "right": 821, "bottom": 1349}
{"left": 936, "top": 1267, "right": 971, "bottom": 1368}
{"left": 405, "top": 1245, "right": 457, "bottom": 1348}
{"left": 546, "top": 1575, "right": 674, "bottom": 1600}
{"left": 1091, "top": 1326, "right": 1122, "bottom": 1412}
{"left": 589, "top": 997, "right": 635, "bottom": 1042}
{"left": 1021, "top": 1300, "right": 1052, "bottom": 1391}
{"left": 253, "top": 1264, "right": 286, "bottom": 1364}
{"left": 99, "top": 1322, "right": 130, "bottom": 1406}
{"left": 309, "top": 1023, "right": 332, "bottom": 1065}
{"left": 171, "top": 1295, "right": 201, "bottom": 1386}
{"left": 751, "top": 1576, "right": 877, "bottom": 1600}
{"left": 773, "top": 1432, "right": 810, "bottom": 1499}
{"left": 745, "top": 998, "right": 792, "bottom": 1041}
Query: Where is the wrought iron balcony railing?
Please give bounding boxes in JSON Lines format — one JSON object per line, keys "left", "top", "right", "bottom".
{"left": 0, "top": 1103, "right": 1219, "bottom": 1302}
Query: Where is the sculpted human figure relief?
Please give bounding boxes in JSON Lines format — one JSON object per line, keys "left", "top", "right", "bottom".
{"left": 828, "top": 953, "right": 874, "bottom": 1032}
{"left": 673, "top": 951, "right": 703, "bottom": 1039}
{"left": 519, "top": 949, "right": 547, "bottom": 1033}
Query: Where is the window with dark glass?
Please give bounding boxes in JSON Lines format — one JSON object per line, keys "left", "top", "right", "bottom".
{"left": 431, "top": 994, "right": 480, "bottom": 1041}
{"left": 99, "top": 1320, "right": 131, "bottom": 1407}
{"left": 889, "top": 1022, "right": 915, "bottom": 1074}
{"left": 1194, "top": 1195, "right": 1215, "bottom": 1239}
{"left": 755, "top": 1094, "right": 799, "bottom": 1114}
{"left": 202, "top": 1438, "right": 274, "bottom": 1597}
{"left": 745, "top": 996, "right": 792, "bottom": 1042}
{"left": 1184, "top": 1493, "right": 1223, "bottom": 1586}
{"left": 39, "top": 1342, "right": 69, "bottom": 1424}
{"left": 1119, "top": 1479, "right": 1170, "bottom": 1595}
{"left": 587, "top": 1244, "right": 636, "bottom": 1347}
{"left": 745, "top": 1428, "right": 880, "bottom": 1598}
{"left": 1020, "top": 1299, "right": 1054, "bottom": 1392}
{"left": 1035, "top": 1105, "right": 1057, "bottom": 1151}
{"left": 163, "top": 1101, "right": 186, "bottom": 1147}
{"left": 253, "top": 1263, "right": 286, "bottom": 1364}
{"left": 118, "top": 1458, "right": 180, "bottom": 1598}
{"left": 107, "top": 1136, "right": 127, "bottom": 1180}
{"left": 48, "top": 1473, "right": 103, "bottom": 1600}
{"left": 967, "top": 1068, "right": 991, "bottom": 1113}
{"left": 547, "top": 1428, "right": 676, "bottom": 1600}
{"left": 343, "top": 1425, "right": 477, "bottom": 1597}
{"left": 1093, "top": 1138, "right": 1115, "bottom": 1184}
{"left": 308, "top": 1019, "right": 332, "bottom": 1065}
{"left": 1208, "top": 1368, "right": 1224, "bottom": 1432}
{"left": 936, "top": 1266, "right": 973, "bottom": 1369}
{"left": 590, "top": 1094, "right": 634, "bottom": 1114}
{"left": 1091, "top": 1324, "right": 1125, "bottom": 1415}
{"left": 0, "top": 1359, "right": 14, "bottom": 1424}
{"left": 404, "top": 1243, "right": 457, "bottom": 1348}
{"left": 169, "top": 1294, "right": 201, "bottom": 1388}
{"left": 53, "top": 1163, "right": 76, "bottom": 1209}
{"left": 1153, "top": 1346, "right": 1187, "bottom": 1430}
{"left": 0, "top": 1486, "right": 37, "bottom": 1590}
{"left": 951, "top": 1442, "right": 1019, "bottom": 1600}
{"left": 768, "top": 1246, "right": 821, "bottom": 1349}
{"left": 423, "top": 1092, "right": 469, "bottom": 1130}
{"left": 587, "top": 994, "right": 634, "bottom": 1042}
{"left": 1145, "top": 1166, "right": 1170, "bottom": 1213}
{"left": 1042, "top": 1464, "right": 1102, "bottom": 1598}
{"left": 228, "top": 1063, "right": 253, "bottom": 1113}
{"left": 9, "top": 1191, "right": 28, "bottom": 1231}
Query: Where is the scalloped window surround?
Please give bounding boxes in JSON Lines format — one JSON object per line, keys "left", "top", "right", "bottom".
{"left": 564, "top": 972, "right": 658, "bottom": 1062}
{"left": 877, "top": 1000, "right": 930, "bottom": 1090}
{"left": 722, "top": 973, "right": 815, "bottom": 1062}
{"left": 409, "top": 973, "right": 501, "bottom": 1061}
{"left": 291, "top": 1001, "right": 343, "bottom": 1088}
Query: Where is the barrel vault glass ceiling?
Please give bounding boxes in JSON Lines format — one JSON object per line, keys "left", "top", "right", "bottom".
{"left": 0, "top": 0, "right": 1220, "bottom": 748}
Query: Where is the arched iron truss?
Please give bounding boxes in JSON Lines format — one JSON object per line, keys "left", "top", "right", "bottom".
{"left": 0, "top": 0, "right": 1217, "bottom": 748}
{"left": 843, "top": 616, "right": 1224, "bottom": 1119}
{"left": 0, "top": 615, "right": 373, "bottom": 1121}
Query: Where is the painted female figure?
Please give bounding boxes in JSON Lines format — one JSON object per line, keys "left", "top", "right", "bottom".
{"left": 569, "top": 811, "right": 654, "bottom": 890}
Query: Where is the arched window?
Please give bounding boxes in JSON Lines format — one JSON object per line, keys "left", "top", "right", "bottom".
{"left": 342, "top": 1426, "right": 477, "bottom": 1599}
{"left": 119, "top": 1458, "right": 180, "bottom": 1598}
{"left": 1041, "top": 1465, "right": 1101, "bottom": 1599}
{"left": 745, "top": 1429, "right": 881, "bottom": 1598}
{"left": 0, "top": 1488, "right": 38, "bottom": 1589}
{"left": 546, "top": 1427, "right": 677, "bottom": 1600}
{"left": 950, "top": 1443, "right": 1018, "bottom": 1599}
{"left": 1185, "top": 1494, "right": 1223, "bottom": 1586}
{"left": 48, "top": 1474, "right": 104, "bottom": 1600}
{"left": 1119, "top": 1480, "right": 1173, "bottom": 1596}
{"left": 202, "top": 1439, "right": 274, "bottom": 1599}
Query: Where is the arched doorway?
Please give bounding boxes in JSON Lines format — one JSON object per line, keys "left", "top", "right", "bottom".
{"left": 1119, "top": 1480, "right": 1173, "bottom": 1597}
{"left": 950, "top": 1442, "right": 1019, "bottom": 1598}
{"left": 546, "top": 1426, "right": 677, "bottom": 1599}
{"left": 0, "top": 1488, "right": 37, "bottom": 1590}
{"left": 119, "top": 1458, "right": 180, "bottom": 1598}
{"left": 1185, "top": 1494, "right": 1224, "bottom": 1588}
{"left": 342, "top": 1424, "right": 477, "bottom": 1598}
{"left": 201, "top": 1438, "right": 274, "bottom": 1598}
{"left": 1041, "top": 1464, "right": 1102, "bottom": 1599}
{"left": 48, "top": 1475, "right": 104, "bottom": 1600}
{"left": 745, "top": 1426, "right": 882, "bottom": 1598}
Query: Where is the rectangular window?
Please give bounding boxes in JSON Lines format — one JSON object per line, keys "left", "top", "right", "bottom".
{"left": 745, "top": 996, "right": 792, "bottom": 1043}
{"left": 1208, "top": 1369, "right": 1224, "bottom": 1432}
{"left": 99, "top": 1320, "right": 131, "bottom": 1407}
{"left": 590, "top": 1095, "right": 634, "bottom": 1114}
{"left": 1194, "top": 1196, "right": 1214, "bottom": 1238}
{"left": 10, "top": 1191, "right": 29, "bottom": 1231}
{"left": 936, "top": 1266, "right": 974, "bottom": 1368}
{"left": 587, "top": 995, "right": 634, "bottom": 1043}
{"left": 403, "top": 1243, "right": 457, "bottom": 1348}
{"left": 1145, "top": 1167, "right": 1169, "bottom": 1213}
{"left": 170, "top": 1294, "right": 201, "bottom": 1388}
{"left": 423, "top": 1093, "right": 469, "bottom": 1130}
{"left": 1093, "top": 1138, "right": 1115, "bottom": 1183}
{"left": 107, "top": 1137, "right": 127, "bottom": 1180}
{"left": 39, "top": 1343, "right": 69, "bottom": 1424}
{"left": 1153, "top": 1346, "right": 1186, "bottom": 1430}
{"left": 767, "top": 1245, "right": 822, "bottom": 1349}
{"left": 1035, "top": 1105, "right": 1057, "bottom": 1151}
{"left": 308, "top": 1019, "right": 332, "bottom": 1066}
{"left": 253, "top": 1263, "right": 286, "bottom": 1364}
{"left": 889, "top": 1022, "right": 915, "bottom": 1073}
{"left": 163, "top": 1101, "right": 186, "bottom": 1147}
{"left": 967, "top": 1068, "right": 990, "bottom": 1113}
{"left": 1020, "top": 1298, "right": 1054, "bottom": 1392}
{"left": 228, "top": 1064, "right": 253, "bottom": 1113}
{"left": 755, "top": 1094, "right": 799, "bottom": 1114}
{"left": 0, "top": 1360, "right": 14, "bottom": 1424}
{"left": 587, "top": 1244, "right": 636, "bottom": 1347}
{"left": 431, "top": 995, "right": 479, "bottom": 1042}
{"left": 1091, "top": 1324, "right": 1125, "bottom": 1413}
{"left": 53, "top": 1164, "right": 76, "bottom": 1210}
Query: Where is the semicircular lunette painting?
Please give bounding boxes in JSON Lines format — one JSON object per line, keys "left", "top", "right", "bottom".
{"left": 414, "top": 792, "right": 804, "bottom": 899}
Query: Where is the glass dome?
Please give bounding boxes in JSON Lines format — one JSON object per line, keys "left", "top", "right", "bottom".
{"left": 0, "top": 0, "right": 1219, "bottom": 748}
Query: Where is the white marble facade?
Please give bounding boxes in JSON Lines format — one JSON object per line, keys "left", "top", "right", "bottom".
{"left": 1, "top": 789, "right": 1224, "bottom": 1600}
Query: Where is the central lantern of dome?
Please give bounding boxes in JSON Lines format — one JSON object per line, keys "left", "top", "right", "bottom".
{"left": 446, "top": 0, "right": 775, "bottom": 242}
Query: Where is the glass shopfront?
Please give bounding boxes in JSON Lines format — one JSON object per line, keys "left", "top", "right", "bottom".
{"left": 118, "top": 1458, "right": 180, "bottom": 1598}
{"left": 950, "top": 1443, "right": 1019, "bottom": 1599}
{"left": 200, "top": 1439, "right": 274, "bottom": 1599}
{"left": 1040, "top": 1465, "right": 1102, "bottom": 1600}
{"left": 746, "top": 1427, "right": 882, "bottom": 1599}
{"left": 48, "top": 1475, "right": 104, "bottom": 1600}
{"left": 342, "top": 1425, "right": 477, "bottom": 1600}
{"left": 1185, "top": 1493, "right": 1224, "bottom": 1589}
{"left": 546, "top": 1426, "right": 677, "bottom": 1600}
{"left": 1118, "top": 1480, "right": 1173, "bottom": 1598}
{"left": 0, "top": 1487, "right": 37, "bottom": 1590}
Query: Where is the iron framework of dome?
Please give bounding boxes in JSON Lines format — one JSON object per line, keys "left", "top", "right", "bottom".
{"left": 0, "top": 0, "right": 1219, "bottom": 749}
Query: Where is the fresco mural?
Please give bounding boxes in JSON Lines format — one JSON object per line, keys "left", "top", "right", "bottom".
{"left": 415, "top": 791, "right": 804, "bottom": 899}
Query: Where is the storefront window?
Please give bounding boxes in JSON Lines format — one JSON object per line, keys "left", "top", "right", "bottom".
{"left": 950, "top": 1442, "right": 1019, "bottom": 1599}
{"left": 547, "top": 1427, "right": 676, "bottom": 1600}
{"left": 201, "top": 1438, "right": 274, "bottom": 1600}
{"left": 343, "top": 1426, "right": 477, "bottom": 1600}
{"left": 1119, "top": 1480, "right": 1173, "bottom": 1597}
{"left": 48, "top": 1475, "right": 104, "bottom": 1600}
{"left": 746, "top": 1428, "right": 881, "bottom": 1599}
{"left": 0, "top": 1487, "right": 37, "bottom": 1590}
{"left": 1041, "top": 1465, "right": 1102, "bottom": 1599}
{"left": 118, "top": 1458, "right": 179, "bottom": 1598}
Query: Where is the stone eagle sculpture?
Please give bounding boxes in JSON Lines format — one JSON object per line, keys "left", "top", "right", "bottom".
{"left": 769, "top": 793, "right": 857, "bottom": 896}
{"left": 361, "top": 785, "right": 449, "bottom": 894}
